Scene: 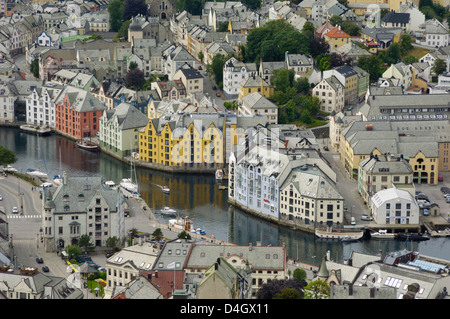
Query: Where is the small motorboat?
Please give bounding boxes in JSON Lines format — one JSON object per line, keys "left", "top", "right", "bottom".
{"left": 370, "top": 229, "right": 396, "bottom": 240}
{"left": 397, "top": 232, "right": 430, "bottom": 241}
{"left": 162, "top": 186, "right": 170, "bottom": 194}
{"left": 76, "top": 139, "right": 99, "bottom": 152}
{"left": 194, "top": 228, "right": 206, "bottom": 235}
{"left": 160, "top": 206, "right": 177, "bottom": 216}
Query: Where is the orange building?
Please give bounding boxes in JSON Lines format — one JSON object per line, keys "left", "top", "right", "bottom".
{"left": 55, "top": 85, "right": 106, "bottom": 139}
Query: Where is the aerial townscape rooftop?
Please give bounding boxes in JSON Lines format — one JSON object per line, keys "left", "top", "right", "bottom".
{"left": 0, "top": 0, "right": 449, "bottom": 305}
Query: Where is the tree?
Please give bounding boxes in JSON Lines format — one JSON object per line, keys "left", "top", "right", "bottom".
{"left": 30, "top": 58, "right": 39, "bottom": 78}
{"left": 358, "top": 55, "right": 386, "bottom": 81}
{"left": 106, "top": 236, "right": 121, "bottom": 250}
{"left": 198, "top": 51, "right": 204, "bottom": 63}
{"left": 400, "top": 34, "right": 413, "bottom": 56}
{"left": 380, "top": 43, "right": 401, "bottom": 65}
{"left": 176, "top": 0, "right": 203, "bottom": 15}
{"left": 123, "top": 0, "right": 147, "bottom": 21}
{"left": 206, "top": 52, "right": 233, "bottom": 88}
{"left": 242, "top": 0, "right": 261, "bottom": 10}
{"left": 302, "top": 21, "right": 315, "bottom": 39}
{"left": 271, "top": 69, "right": 292, "bottom": 92}
{"left": 152, "top": 228, "right": 164, "bottom": 240}
{"left": 0, "top": 146, "right": 17, "bottom": 167}
{"left": 274, "top": 288, "right": 303, "bottom": 299}
{"left": 309, "top": 37, "right": 329, "bottom": 58}
{"left": 403, "top": 55, "right": 418, "bottom": 65}
{"left": 328, "top": 53, "right": 353, "bottom": 68}
{"left": 65, "top": 245, "right": 82, "bottom": 259}
{"left": 217, "top": 21, "right": 229, "bottom": 32}
{"left": 293, "top": 268, "right": 307, "bottom": 285}
{"left": 129, "top": 61, "right": 138, "bottom": 70}
{"left": 78, "top": 234, "right": 94, "bottom": 252}
{"left": 125, "top": 68, "right": 145, "bottom": 89}
{"left": 178, "top": 231, "right": 191, "bottom": 240}
{"left": 341, "top": 21, "right": 360, "bottom": 36}
{"left": 244, "top": 19, "right": 309, "bottom": 63}
{"left": 113, "top": 19, "right": 131, "bottom": 41}
{"left": 304, "top": 280, "right": 330, "bottom": 299}
{"left": 432, "top": 58, "right": 446, "bottom": 76}
{"left": 108, "top": 0, "right": 125, "bottom": 32}
{"left": 329, "top": 15, "right": 343, "bottom": 27}
{"left": 257, "top": 278, "right": 304, "bottom": 299}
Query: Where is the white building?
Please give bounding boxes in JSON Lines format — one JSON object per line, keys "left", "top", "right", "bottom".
{"left": 313, "top": 75, "right": 345, "bottom": 113}
{"left": 418, "top": 19, "right": 449, "bottom": 48}
{"left": 0, "top": 80, "right": 16, "bottom": 124}
{"left": 41, "top": 174, "right": 126, "bottom": 252}
{"left": 228, "top": 126, "right": 341, "bottom": 229}
{"left": 25, "top": 83, "right": 64, "bottom": 128}
{"left": 162, "top": 45, "right": 196, "bottom": 80}
{"left": 239, "top": 92, "right": 278, "bottom": 124}
{"left": 223, "top": 56, "right": 257, "bottom": 99}
{"left": 370, "top": 188, "right": 419, "bottom": 226}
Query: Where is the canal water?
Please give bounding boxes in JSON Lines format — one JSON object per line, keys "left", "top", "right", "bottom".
{"left": 1, "top": 127, "right": 449, "bottom": 266}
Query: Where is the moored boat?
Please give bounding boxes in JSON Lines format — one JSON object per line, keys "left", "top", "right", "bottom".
{"left": 119, "top": 178, "right": 141, "bottom": 199}
{"left": 20, "top": 124, "right": 52, "bottom": 136}
{"left": 169, "top": 216, "right": 194, "bottom": 232}
{"left": 160, "top": 206, "right": 177, "bottom": 216}
{"left": 315, "top": 227, "right": 363, "bottom": 240}
{"left": 370, "top": 229, "right": 396, "bottom": 240}
{"left": 26, "top": 168, "right": 48, "bottom": 179}
{"left": 76, "top": 139, "right": 99, "bottom": 152}
{"left": 162, "top": 186, "right": 170, "bottom": 194}
{"left": 215, "top": 169, "right": 223, "bottom": 180}
{"left": 397, "top": 232, "right": 430, "bottom": 241}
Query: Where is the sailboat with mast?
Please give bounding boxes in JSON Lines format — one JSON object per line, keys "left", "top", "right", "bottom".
{"left": 77, "top": 124, "right": 99, "bottom": 151}
{"left": 119, "top": 151, "right": 141, "bottom": 199}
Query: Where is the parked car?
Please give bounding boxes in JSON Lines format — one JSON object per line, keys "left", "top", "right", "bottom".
{"left": 212, "top": 86, "right": 217, "bottom": 90}
{"left": 417, "top": 194, "right": 429, "bottom": 201}
{"left": 323, "top": 146, "right": 329, "bottom": 151}
{"left": 423, "top": 209, "right": 429, "bottom": 216}
{"left": 216, "top": 92, "right": 221, "bottom": 97}
{"left": 12, "top": 207, "right": 18, "bottom": 214}
{"left": 438, "top": 174, "right": 444, "bottom": 182}
{"left": 36, "top": 257, "right": 43, "bottom": 264}
{"left": 42, "top": 266, "right": 49, "bottom": 273}
{"left": 351, "top": 217, "right": 356, "bottom": 225}
{"left": 106, "top": 251, "right": 116, "bottom": 258}
{"left": 361, "top": 214, "right": 373, "bottom": 221}
{"left": 0, "top": 194, "right": 2, "bottom": 200}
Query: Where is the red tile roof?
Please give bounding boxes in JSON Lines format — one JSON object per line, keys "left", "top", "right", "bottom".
{"left": 325, "top": 27, "right": 351, "bottom": 38}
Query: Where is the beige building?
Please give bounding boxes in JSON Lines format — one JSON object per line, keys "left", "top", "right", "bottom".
{"left": 239, "top": 92, "right": 278, "bottom": 124}
{"left": 358, "top": 153, "right": 415, "bottom": 206}
{"left": 173, "top": 68, "right": 204, "bottom": 96}
{"left": 313, "top": 75, "right": 345, "bottom": 113}
{"left": 104, "top": 240, "right": 160, "bottom": 299}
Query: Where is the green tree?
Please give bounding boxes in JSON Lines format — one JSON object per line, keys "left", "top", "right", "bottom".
{"left": 30, "top": 58, "right": 39, "bottom": 78}
{"left": 380, "top": 43, "right": 401, "bottom": 65}
{"left": 198, "top": 51, "right": 204, "bottom": 63}
{"left": 106, "top": 236, "right": 121, "bottom": 250}
{"left": 176, "top": 0, "right": 203, "bottom": 15}
{"left": 113, "top": 19, "right": 131, "bottom": 41}
{"left": 129, "top": 61, "right": 138, "bottom": 70}
{"left": 432, "top": 58, "right": 447, "bottom": 76}
{"left": 108, "top": 0, "right": 125, "bottom": 32}
{"left": 403, "top": 55, "right": 418, "bottom": 65}
{"left": 241, "top": 0, "right": 261, "bottom": 10}
{"left": 358, "top": 55, "right": 386, "bottom": 81}
{"left": 125, "top": 68, "right": 145, "bottom": 89}
{"left": 329, "top": 15, "right": 343, "bottom": 27}
{"left": 65, "top": 245, "right": 82, "bottom": 259}
{"left": 244, "top": 19, "right": 309, "bottom": 63}
{"left": 123, "top": 0, "right": 147, "bottom": 21}
{"left": 0, "top": 146, "right": 17, "bottom": 167}
{"left": 152, "top": 228, "right": 164, "bottom": 240}
{"left": 302, "top": 21, "right": 315, "bottom": 39}
{"left": 274, "top": 288, "right": 303, "bottom": 299}
{"left": 178, "top": 231, "right": 191, "bottom": 240}
{"left": 206, "top": 52, "right": 233, "bottom": 88}
{"left": 400, "top": 33, "right": 413, "bottom": 56}
{"left": 293, "top": 268, "right": 307, "bottom": 285}
{"left": 341, "top": 21, "right": 360, "bottom": 36}
{"left": 304, "top": 280, "right": 330, "bottom": 299}
{"left": 271, "top": 69, "right": 292, "bottom": 92}
{"left": 78, "top": 234, "right": 94, "bottom": 252}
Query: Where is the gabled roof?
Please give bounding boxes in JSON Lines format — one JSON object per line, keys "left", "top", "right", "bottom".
{"left": 325, "top": 27, "right": 351, "bottom": 38}
{"left": 381, "top": 12, "right": 410, "bottom": 24}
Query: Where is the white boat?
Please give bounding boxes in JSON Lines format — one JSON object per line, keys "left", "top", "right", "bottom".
{"left": 104, "top": 181, "right": 117, "bottom": 189}
{"left": 370, "top": 229, "right": 396, "bottom": 240}
{"left": 26, "top": 168, "right": 48, "bottom": 179}
{"left": 120, "top": 178, "right": 141, "bottom": 199}
{"left": 20, "top": 124, "right": 51, "bottom": 136}
{"left": 4, "top": 165, "right": 17, "bottom": 172}
{"left": 76, "top": 139, "right": 99, "bottom": 152}
{"left": 315, "top": 227, "right": 363, "bottom": 240}
{"left": 194, "top": 228, "right": 206, "bottom": 235}
{"left": 162, "top": 186, "right": 170, "bottom": 194}
{"left": 119, "top": 153, "right": 140, "bottom": 198}
{"left": 169, "top": 216, "right": 194, "bottom": 232}
{"left": 160, "top": 206, "right": 177, "bottom": 216}
{"left": 215, "top": 169, "right": 223, "bottom": 180}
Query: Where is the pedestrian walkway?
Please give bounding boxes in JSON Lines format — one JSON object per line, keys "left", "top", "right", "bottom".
{"left": 8, "top": 214, "right": 42, "bottom": 219}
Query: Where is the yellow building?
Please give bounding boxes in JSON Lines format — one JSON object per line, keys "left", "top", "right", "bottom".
{"left": 237, "top": 75, "right": 275, "bottom": 100}
{"left": 138, "top": 113, "right": 261, "bottom": 171}
{"left": 339, "top": 122, "right": 440, "bottom": 184}
{"left": 323, "top": 27, "right": 351, "bottom": 52}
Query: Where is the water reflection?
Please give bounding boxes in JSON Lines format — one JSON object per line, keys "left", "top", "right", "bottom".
{"left": 1, "top": 127, "right": 450, "bottom": 267}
